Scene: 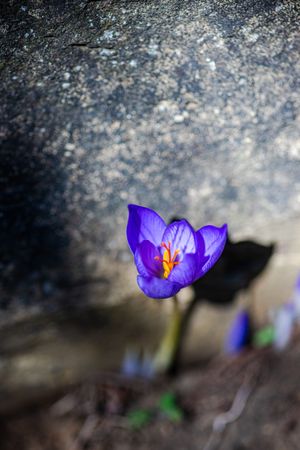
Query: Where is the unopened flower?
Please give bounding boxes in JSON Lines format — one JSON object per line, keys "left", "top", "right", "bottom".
{"left": 292, "top": 273, "right": 300, "bottom": 321}
{"left": 121, "top": 349, "right": 154, "bottom": 379}
{"left": 273, "top": 303, "right": 295, "bottom": 351}
{"left": 224, "top": 310, "right": 250, "bottom": 354}
{"left": 127, "top": 204, "right": 227, "bottom": 299}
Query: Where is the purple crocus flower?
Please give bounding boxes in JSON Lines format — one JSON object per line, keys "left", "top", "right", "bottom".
{"left": 127, "top": 204, "right": 227, "bottom": 299}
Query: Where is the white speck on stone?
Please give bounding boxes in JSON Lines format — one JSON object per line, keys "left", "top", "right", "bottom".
{"left": 248, "top": 33, "right": 259, "bottom": 43}
{"left": 64, "top": 72, "right": 71, "bottom": 81}
{"left": 62, "top": 82, "right": 70, "bottom": 89}
{"left": 208, "top": 61, "right": 216, "bottom": 71}
{"left": 99, "top": 48, "right": 115, "bottom": 57}
{"left": 65, "top": 143, "right": 75, "bottom": 151}
{"left": 102, "top": 30, "right": 119, "bottom": 41}
{"left": 12, "top": 76, "right": 18, "bottom": 80}
{"left": 215, "top": 38, "right": 225, "bottom": 48}
{"left": 120, "top": 191, "right": 127, "bottom": 200}
{"left": 148, "top": 41, "right": 159, "bottom": 56}
{"left": 74, "top": 65, "right": 81, "bottom": 72}
{"left": 20, "top": 5, "right": 27, "bottom": 11}
{"left": 129, "top": 59, "right": 137, "bottom": 68}
{"left": 24, "top": 32, "right": 29, "bottom": 38}
{"left": 289, "top": 142, "right": 300, "bottom": 159}
{"left": 157, "top": 100, "right": 171, "bottom": 112}
{"left": 174, "top": 114, "right": 184, "bottom": 123}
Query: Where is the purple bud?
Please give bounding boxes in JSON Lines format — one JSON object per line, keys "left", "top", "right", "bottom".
{"left": 224, "top": 310, "right": 250, "bottom": 354}
{"left": 121, "top": 349, "right": 140, "bottom": 377}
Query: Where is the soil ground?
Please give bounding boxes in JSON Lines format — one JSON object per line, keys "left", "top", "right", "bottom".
{"left": 2, "top": 334, "right": 300, "bottom": 450}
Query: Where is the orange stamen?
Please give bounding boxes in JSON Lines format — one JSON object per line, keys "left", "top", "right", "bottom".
{"left": 154, "top": 241, "right": 180, "bottom": 279}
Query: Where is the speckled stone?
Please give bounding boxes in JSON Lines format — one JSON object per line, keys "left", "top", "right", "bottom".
{"left": 2, "top": 1, "right": 300, "bottom": 407}
{"left": 1, "top": 0, "right": 300, "bottom": 313}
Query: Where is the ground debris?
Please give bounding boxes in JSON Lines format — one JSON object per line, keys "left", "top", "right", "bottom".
{"left": 2, "top": 341, "right": 300, "bottom": 449}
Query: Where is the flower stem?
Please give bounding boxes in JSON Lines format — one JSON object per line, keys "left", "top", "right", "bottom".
{"left": 154, "top": 295, "right": 183, "bottom": 374}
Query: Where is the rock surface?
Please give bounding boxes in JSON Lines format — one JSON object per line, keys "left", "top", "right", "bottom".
{"left": 1, "top": 0, "right": 300, "bottom": 310}
{"left": 1, "top": 0, "right": 300, "bottom": 407}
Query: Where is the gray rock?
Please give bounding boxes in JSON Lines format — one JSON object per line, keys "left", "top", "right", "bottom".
{"left": 1, "top": 0, "right": 300, "bottom": 405}
{"left": 1, "top": 0, "right": 300, "bottom": 312}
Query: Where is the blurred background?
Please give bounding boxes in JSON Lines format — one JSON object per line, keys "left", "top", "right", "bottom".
{"left": 1, "top": 0, "right": 300, "bottom": 449}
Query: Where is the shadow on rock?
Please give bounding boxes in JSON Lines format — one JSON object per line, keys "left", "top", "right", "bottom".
{"left": 0, "top": 133, "right": 75, "bottom": 312}
{"left": 168, "top": 222, "right": 275, "bottom": 374}
{"left": 193, "top": 235, "right": 275, "bottom": 306}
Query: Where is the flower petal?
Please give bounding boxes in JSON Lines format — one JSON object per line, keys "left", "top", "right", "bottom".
{"left": 134, "top": 240, "right": 162, "bottom": 277}
{"left": 168, "top": 253, "right": 199, "bottom": 286}
{"left": 196, "top": 224, "right": 227, "bottom": 276}
{"left": 224, "top": 310, "right": 250, "bottom": 354}
{"left": 273, "top": 304, "right": 295, "bottom": 351}
{"left": 162, "top": 220, "right": 197, "bottom": 255}
{"left": 137, "top": 275, "right": 182, "bottom": 299}
{"left": 127, "top": 204, "right": 166, "bottom": 254}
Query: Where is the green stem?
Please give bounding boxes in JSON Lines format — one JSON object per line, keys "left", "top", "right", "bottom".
{"left": 154, "top": 295, "right": 183, "bottom": 374}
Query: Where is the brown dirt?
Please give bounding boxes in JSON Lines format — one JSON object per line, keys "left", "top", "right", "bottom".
{"left": 2, "top": 337, "right": 300, "bottom": 450}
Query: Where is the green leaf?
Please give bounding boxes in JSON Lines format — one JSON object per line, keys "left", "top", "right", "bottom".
{"left": 159, "top": 392, "right": 183, "bottom": 422}
{"left": 253, "top": 325, "right": 275, "bottom": 348}
{"left": 127, "top": 409, "right": 152, "bottom": 429}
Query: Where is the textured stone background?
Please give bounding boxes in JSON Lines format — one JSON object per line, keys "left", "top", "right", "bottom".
{"left": 1, "top": 0, "right": 300, "bottom": 406}
{"left": 1, "top": 0, "right": 300, "bottom": 310}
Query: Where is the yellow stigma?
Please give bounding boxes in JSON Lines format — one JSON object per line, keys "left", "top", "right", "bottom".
{"left": 154, "top": 241, "right": 180, "bottom": 279}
